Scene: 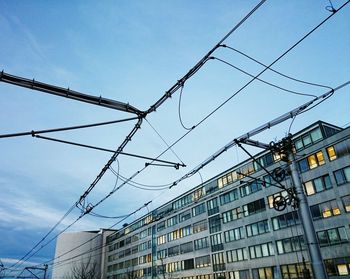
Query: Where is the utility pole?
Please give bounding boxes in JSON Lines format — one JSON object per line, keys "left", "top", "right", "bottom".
{"left": 288, "top": 151, "right": 327, "bottom": 279}
{"left": 240, "top": 135, "right": 328, "bottom": 279}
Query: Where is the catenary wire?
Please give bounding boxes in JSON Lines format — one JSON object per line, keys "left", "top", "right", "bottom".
{"left": 7, "top": 204, "right": 77, "bottom": 270}
{"left": 212, "top": 57, "right": 318, "bottom": 97}
{"left": 178, "top": 83, "right": 193, "bottom": 131}
{"left": 220, "top": 45, "right": 334, "bottom": 91}
{"left": 5, "top": 2, "right": 267, "bottom": 270}
{"left": 0, "top": 117, "right": 139, "bottom": 139}
{"left": 10, "top": 2, "right": 348, "bottom": 272}
{"left": 109, "top": 166, "right": 172, "bottom": 188}
{"left": 145, "top": 118, "right": 185, "bottom": 165}
{"left": 53, "top": 6, "right": 350, "bottom": 268}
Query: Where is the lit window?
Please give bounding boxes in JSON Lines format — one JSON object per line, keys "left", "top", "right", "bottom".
{"left": 308, "top": 155, "right": 318, "bottom": 169}
{"left": 337, "top": 264, "right": 348, "bottom": 275}
{"left": 327, "top": 146, "right": 337, "bottom": 160}
{"left": 304, "top": 181, "right": 315, "bottom": 195}
{"left": 342, "top": 195, "right": 350, "bottom": 212}
{"left": 316, "top": 151, "right": 325, "bottom": 165}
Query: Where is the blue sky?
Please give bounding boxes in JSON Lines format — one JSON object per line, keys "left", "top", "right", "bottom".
{"left": 0, "top": 0, "right": 349, "bottom": 276}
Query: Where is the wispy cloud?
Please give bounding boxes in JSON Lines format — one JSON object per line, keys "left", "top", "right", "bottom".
{"left": 0, "top": 192, "right": 101, "bottom": 232}
{"left": 0, "top": 257, "right": 39, "bottom": 266}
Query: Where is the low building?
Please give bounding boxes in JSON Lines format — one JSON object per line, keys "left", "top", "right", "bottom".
{"left": 52, "top": 229, "right": 115, "bottom": 279}
{"left": 104, "top": 120, "right": 350, "bottom": 279}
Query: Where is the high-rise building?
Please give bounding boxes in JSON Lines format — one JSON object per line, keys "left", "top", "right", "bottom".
{"left": 102, "top": 121, "right": 350, "bottom": 279}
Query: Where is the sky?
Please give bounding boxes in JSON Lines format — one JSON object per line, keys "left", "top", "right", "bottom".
{"left": 0, "top": 0, "right": 349, "bottom": 277}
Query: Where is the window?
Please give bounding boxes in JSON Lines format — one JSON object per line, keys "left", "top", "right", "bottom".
{"left": 303, "top": 174, "right": 332, "bottom": 196}
{"left": 173, "top": 193, "right": 193, "bottom": 210}
{"left": 157, "top": 221, "right": 165, "bottom": 231}
{"left": 183, "top": 259, "right": 194, "bottom": 270}
{"left": 226, "top": 247, "right": 248, "bottom": 263}
{"left": 272, "top": 211, "right": 300, "bottom": 230}
{"left": 220, "top": 189, "right": 238, "bottom": 205}
{"left": 180, "top": 241, "right": 193, "bottom": 254}
{"left": 207, "top": 198, "right": 219, "bottom": 216}
{"left": 179, "top": 209, "right": 191, "bottom": 222}
{"left": 281, "top": 262, "right": 313, "bottom": 279}
{"left": 139, "top": 254, "right": 151, "bottom": 264}
{"left": 246, "top": 220, "right": 269, "bottom": 237}
{"left": 157, "top": 235, "right": 166, "bottom": 245}
{"left": 276, "top": 235, "right": 305, "bottom": 254}
{"left": 157, "top": 248, "right": 167, "bottom": 259}
{"left": 192, "top": 202, "right": 206, "bottom": 216}
{"left": 140, "top": 229, "right": 148, "bottom": 239}
{"left": 317, "top": 227, "right": 348, "bottom": 246}
{"left": 218, "top": 171, "right": 238, "bottom": 188}
{"left": 263, "top": 174, "right": 273, "bottom": 187}
{"left": 268, "top": 190, "right": 288, "bottom": 208}
{"left": 209, "top": 215, "right": 221, "bottom": 233}
{"left": 249, "top": 242, "right": 274, "bottom": 259}
{"left": 310, "top": 200, "right": 340, "bottom": 220}
{"left": 294, "top": 127, "right": 323, "bottom": 151}
{"left": 125, "top": 248, "right": 131, "bottom": 256}
{"left": 193, "top": 220, "right": 208, "bottom": 234}
{"left": 326, "top": 140, "right": 350, "bottom": 161}
{"left": 240, "top": 181, "right": 263, "bottom": 198}
{"left": 222, "top": 207, "right": 242, "bottom": 223}
{"left": 212, "top": 252, "right": 225, "bottom": 272}
{"left": 210, "top": 233, "right": 224, "bottom": 252}
{"left": 166, "top": 261, "right": 182, "bottom": 273}
{"left": 228, "top": 270, "right": 250, "bottom": 279}
{"left": 224, "top": 227, "right": 244, "bottom": 243}
{"left": 168, "top": 245, "right": 180, "bottom": 257}
{"left": 167, "top": 216, "right": 178, "bottom": 227}
{"left": 254, "top": 152, "right": 274, "bottom": 171}
{"left": 298, "top": 151, "right": 325, "bottom": 172}
{"left": 167, "top": 226, "right": 192, "bottom": 241}
{"left": 194, "top": 237, "right": 209, "bottom": 250}
{"left": 342, "top": 195, "right": 350, "bottom": 212}
{"left": 327, "top": 146, "right": 337, "bottom": 160}
{"left": 324, "top": 257, "right": 350, "bottom": 277}
{"left": 193, "top": 187, "right": 205, "bottom": 201}
{"left": 252, "top": 266, "right": 278, "bottom": 279}
{"left": 334, "top": 166, "right": 350, "bottom": 185}
{"left": 243, "top": 198, "right": 266, "bottom": 216}
{"left": 195, "top": 255, "right": 211, "bottom": 268}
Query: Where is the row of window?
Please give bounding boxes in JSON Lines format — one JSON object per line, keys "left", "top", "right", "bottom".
{"left": 157, "top": 225, "right": 191, "bottom": 245}
{"left": 111, "top": 194, "right": 349, "bottom": 261}
{"left": 108, "top": 257, "right": 350, "bottom": 279}
{"left": 108, "top": 126, "right": 346, "bottom": 247}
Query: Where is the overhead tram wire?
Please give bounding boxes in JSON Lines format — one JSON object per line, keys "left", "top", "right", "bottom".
{"left": 145, "top": 118, "right": 185, "bottom": 165}
{"left": 0, "top": 117, "right": 139, "bottom": 139}
{"left": 32, "top": 0, "right": 269, "bottom": 245}
{"left": 38, "top": 202, "right": 151, "bottom": 270}
{"left": 21, "top": 80, "right": 350, "bottom": 275}
{"left": 170, "top": 80, "right": 350, "bottom": 188}
{"left": 146, "top": 0, "right": 267, "bottom": 114}
{"left": 220, "top": 45, "right": 334, "bottom": 91}
{"left": 59, "top": 0, "right": 267, "bottom": 214}
{"left": 14, "top": 1, "right": 349, "bottom": 269}
{"left": 47, "top": 164, "right": 289, "bottom": 273}
{"left": 211, "top": 57, "right": 318, "bottom": 98}
{"left": 0, "top": 1, "right": 277, "bottom": 269}
{"left": 6, "top": 203, "right": 77, "bottom": 270}
{"left": 34, "top": 134, "right": 184, "bottom": 168}
{"left": 109, "top": 166, "right": 172, "bottom": 189}
{"left": 178, "top": 83, "right": 193, "bottom": 131}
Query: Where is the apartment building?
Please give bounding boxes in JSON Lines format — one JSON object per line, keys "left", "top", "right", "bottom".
{"left": 105, "top": 121, "right": 350, "bottom": 279}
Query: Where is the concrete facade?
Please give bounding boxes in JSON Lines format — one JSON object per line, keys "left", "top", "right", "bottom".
{"left": 52, "top": 229, "right": 115, "bottom": 279}
{"left": 103, "top": 121, "right": 350, "bottom": 279}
